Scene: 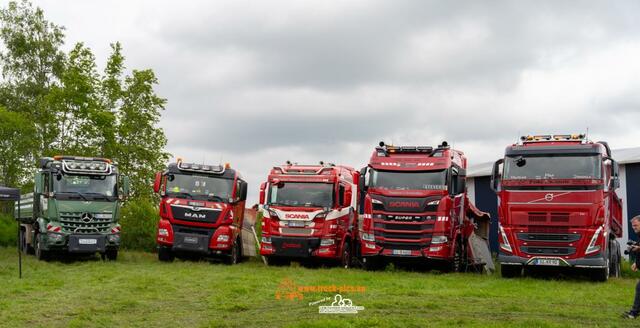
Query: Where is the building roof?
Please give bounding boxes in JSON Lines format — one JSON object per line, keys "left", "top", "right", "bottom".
{"left": 467, "top": 147, "right": 640, "bottom": 178}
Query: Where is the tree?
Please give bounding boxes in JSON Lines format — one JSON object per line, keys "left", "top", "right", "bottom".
{"left": 0, "top": 106, "right": 36, "bottom": 189}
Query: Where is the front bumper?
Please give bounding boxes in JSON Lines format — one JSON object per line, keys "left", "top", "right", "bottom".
{"left": 261, "top": 236, "right": 322, "bottom": 259}
{"left": 44, "top": 233, "right": 120, "bottom": 252}
{"left": 499, "top": 253, "right": 607, "bottom": 268}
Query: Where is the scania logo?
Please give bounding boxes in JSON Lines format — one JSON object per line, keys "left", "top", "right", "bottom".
{"left": 544, "top": 194, "right": 554, "bottom": 202}
{"left": 284, "top": 213, "right": 309, "bottom": 219}
{"left": 81, "top": 213, "right": 93, "bottom": 223}
{"left": 388, "top": 201, "right": 421, "bottom": 208}
{"left": 184, "top": 212, "right": 207, "bottom": 219}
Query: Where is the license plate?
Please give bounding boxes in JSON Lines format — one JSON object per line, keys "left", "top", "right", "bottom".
{"left": 392, "top": 249, "right": 412, "bottom": 256}
{"left": 289, "top": 221, "right": 305, "bottom": 227}
{"left": 533, "top": 258, "right": 560, "bottom": 266}
{"left": 78, "top": 238, "right": 97, "bottom": 245}
{"left": 184, "top": 236, "right": 199, "bottom": 244}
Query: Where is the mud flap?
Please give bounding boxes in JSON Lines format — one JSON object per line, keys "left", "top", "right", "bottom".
{"left": 468, "top": 232, "right": 495, "bottom": 273}
{"left": 241, "top": 214, "right": 257, "bottom": 257}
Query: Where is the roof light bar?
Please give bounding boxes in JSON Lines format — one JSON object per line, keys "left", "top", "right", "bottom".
{"left": 178, "top": 161, "right": 225, "bottom": 174}
{"left": 520, "top": 134, "right": 586, "bottom": 143}
{"left": 61, "top": 160, "right": 112, "bottom": 175}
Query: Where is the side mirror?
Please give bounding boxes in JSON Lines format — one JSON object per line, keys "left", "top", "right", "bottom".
{"left": 122, "top": 176, "right": 130, "bottom": 198}
{"left": 343, "top": 185, "right": 352, "bottom": 207}
{"left": 153, "top": 172, "right": 162, "bottom": 193}
{"left": 609, "top": 158, "right": 620, "bottom": 189}
{"left": 358, "top": 167, "right": 367, "bottom": 192}
{"left": 34, "top": 173, "right": 43, "bottom": 194}
{"left": 490, "top": 159, "right": 504, "bottom": 193}
{"left": 259, "top": 182, "right": 267, "bottom": 205}
{"left": 239, "top": 181, "right": 248, "bottom": 201}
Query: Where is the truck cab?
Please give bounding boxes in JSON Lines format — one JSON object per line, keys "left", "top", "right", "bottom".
{"left": 154, "top": 160, "right": 248, "bottom": 264}
{"left": 358, "top": 142, "right": 492, "bottom": 272}
{"left": 16, "top": 156, "right": 129, "bottom": 261}
{"left": 258, "top": 162, "right": 359, "bottom": 267}
{"left": 491, "top": 134, "right": 623, "bottom": 281}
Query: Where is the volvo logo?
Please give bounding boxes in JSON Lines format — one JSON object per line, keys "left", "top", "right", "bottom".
{"left": 544, "top": 194, "right": 554, "bottom": 202}
{"left": 81, "top": 213, "right": 93, "bottom": 223}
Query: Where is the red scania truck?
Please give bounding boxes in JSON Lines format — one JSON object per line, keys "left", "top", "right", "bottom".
{"left": 357, "top": 142, "right": 492, "bottom": 272}
{"left": 491, "top": 134, "right": 623, "bottom": 281}
{"left": 259, "top": 162, "right": 359, "bottom": 267}
{"left": 153, "top": 159, "right": 248, "bottom": 264}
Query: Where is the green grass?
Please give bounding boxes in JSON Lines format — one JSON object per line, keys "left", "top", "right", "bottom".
{"left": 0, "top": 248, "right": 639, "bottom": 328}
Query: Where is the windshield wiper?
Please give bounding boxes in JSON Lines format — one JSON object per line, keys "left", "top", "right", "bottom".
{"left": 58, "top": 192, "right": 89, "bottom": 202}
{"left": 207, "top": 195, "right": 225, "bottom": 202}
{"left": 170, "top": 192, "right": 193, "bottom": 199}
{"left": 304, "top": 203, "right": 329, "bottom": 208}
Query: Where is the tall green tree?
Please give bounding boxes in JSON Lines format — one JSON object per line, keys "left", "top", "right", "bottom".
{"left": 0, "top": 106, "right": 36, "bottom": 188}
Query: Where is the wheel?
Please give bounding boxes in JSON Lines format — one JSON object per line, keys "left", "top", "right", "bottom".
{"left": 340, "top": 241, "right": 352, "bottom": 269}
{"left": 34, "top": 233, "right": 49, "bottom": 261}
{"left": 362, "top": 256, "right": 385, "bottom": 271}
{"left": 500, "top": 264, "right": 522, "bottom": 278}
{"left": 591, "top": 254, "right": 610, "bottom": 282}
{"left": 158, "top": 246, "right": 174, "bottom": 262}
{"left": 225, "top": 238, "right": 240, "bottom": 265}
{"left": 19, "top": 229, "right": 28, "bottom": 255}
{"left": 105, "top": 249, "right": 118, "bottom": 261}
{"left": 610, "top": 239, "right": 621, "bottom": 278}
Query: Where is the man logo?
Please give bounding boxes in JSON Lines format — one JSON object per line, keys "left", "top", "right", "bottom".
{"left": 185, "top": 212, "right": 207, "bottom": 219}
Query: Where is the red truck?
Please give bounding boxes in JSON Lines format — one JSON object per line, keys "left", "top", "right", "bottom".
{"left": 491, "top": 134, "right": 623, "bottom": 281}
{"left": 259, "top": 162, "right": 359, "bottom": 267}
{"left": 357, "top": 142, "right": 492, "bottom": 272}
{"left": 153, "top": 159, "right": 248, "bottom": 264}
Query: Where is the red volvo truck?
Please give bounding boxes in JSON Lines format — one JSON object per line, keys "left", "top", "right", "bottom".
{"left": 258, "top": 162, "right": 359, "bottom": 267}
{"left": 153, "top": 159, "right": 248, "bottom": 264}
{"left": 491, "top": 134, "right": 623, "bottom": 281}
{"left": 357, "top": 142, "right": 492, "bottom": 272}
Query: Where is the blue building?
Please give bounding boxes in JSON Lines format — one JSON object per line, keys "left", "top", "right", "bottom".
{"left": 466, "top": 147, "right": 640, "bottom": 256}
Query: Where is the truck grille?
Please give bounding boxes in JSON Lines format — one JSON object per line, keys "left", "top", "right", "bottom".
{"left": 60, "top": 212, "right": 112, "bottom": 234}
{"left": 280, "top": 228, "right": 313, "bottom": 235}
{"left": 521, "top": 246, "right": 576, "bottom": 256}
{"left": 374, "top": 222, "right": 433, "bottom": 242}
{"left": 528, "top": 212, "right": 570, "bottom": 224}
{"left": 170, "top": 205, "right": 221, "bottom": 224}
{"left": 517, "top": 233, "right": 580, "bottom": 242}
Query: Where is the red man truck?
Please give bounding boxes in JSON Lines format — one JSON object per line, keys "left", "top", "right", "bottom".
{"left": 357, "top": 142, "right": 492, "bottom": 272}
{"left": 259, "top": 162, "right": 359, "bottom": 267}
{"left": 491, "top": 134, "right": 623, "bottom": 281}
{"left": 153, "top": 159, "right": 248, "bottom": 264}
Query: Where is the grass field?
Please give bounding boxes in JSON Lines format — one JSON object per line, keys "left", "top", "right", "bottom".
{"left": 0, "top": 248, "right": 639, "bottom": 328}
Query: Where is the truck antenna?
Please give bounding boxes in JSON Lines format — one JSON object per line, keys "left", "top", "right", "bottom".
{"left": 585, "top": 127, "right": 589, "bottom": 142}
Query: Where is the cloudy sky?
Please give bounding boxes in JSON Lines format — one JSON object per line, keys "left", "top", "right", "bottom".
{"left": 33, "top": 0, "right": 640, "bottom": 204}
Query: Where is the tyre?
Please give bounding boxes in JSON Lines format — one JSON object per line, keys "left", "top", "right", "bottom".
{"left": 340, "top": 241, "right": 352, "bottom": 269}
{"left": 106, "top": 249, "right": 118, "bottom": 261}
{"left": 19, "top": 229, "right": 28, "bottom": 255}
{"left": 158, "top": 246, "right": 175, "bottom": 262}
{"left": 452, "top": 239, "right": 466, "bottom": 272}
{"left": 500, "top": 264, "right": 522, "bottom": 278}
{"left": 225, "top": 238, "right": 240, "bottom": 265}
{"left": 610, "top": 239, "right": 622, "bottom": 278}
{"left": 34, "top": 233, "right": 49, "bottom": 261}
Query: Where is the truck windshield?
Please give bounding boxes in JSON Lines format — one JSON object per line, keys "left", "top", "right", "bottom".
{"left": 369, "top": 169, "right": 447, "bottom": 190}
{"left": 54, "top": 174, "right": 117, "bottom": 198}
{"left": 503, "top": 155, "right": 602, "bottom": 180}
{"left": 165, "top": 174, "right": 233, "bottom": 201}
{"left": 268, "top": 182, "right": 334, "bottom": 208}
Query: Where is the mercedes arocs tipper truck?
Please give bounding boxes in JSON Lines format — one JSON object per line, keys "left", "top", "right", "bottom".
{"left": 259, "top": 162, "right": 359, "bottom": 267}
{"left": 491, "top": 134, "right": 623, "bottom": 281}
{"left": 16, "top": 156, "right": 129, "bottom": 261}
{"left": 357, "top": 142, "right": 493, "bottom": 272}
{"left": 154, "top": 159, "right": 248, "bottom": 264}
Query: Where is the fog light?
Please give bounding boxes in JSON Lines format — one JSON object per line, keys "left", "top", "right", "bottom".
{"left": 365, "top": 243, "right": 376, "bottom": 249}
{"left": 217, "top": 234, "right": 230, "bottom": 242}
{"left": 320, "top": 238, "right": 335, "bottom": 246}
{"left": 429, "top": 246, "right": 443, "bottom": 252}
{"left": 158, "top": 228, "right": 169, "bottom": 236}
{"left": 319, "top": 248, "right": 330, "bottom": 253}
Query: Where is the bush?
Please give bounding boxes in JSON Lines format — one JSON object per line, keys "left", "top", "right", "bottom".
{"left": 0, "top": 213, "right": 18, "bottom": 247}
{"left": 119, "top": 198, "right": 159, "bottom": 252}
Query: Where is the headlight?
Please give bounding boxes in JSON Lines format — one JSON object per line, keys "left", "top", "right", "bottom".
{"left": 315, "top": 211, "right": 328, "bottom": 220}
{"left": 47, "top": 232, "right": 64, "bottom": 242}
{"left": 94, "top": 213, "right": 113, "bottom": 219}
{"left": 499, "top": 224, "right": 512, "bottom": 253}
{"left": 431, "top": 235, "right": 448, "bottom": 244}
{"left": 320, "top": 238, "right": 335, "bottom": 246}
{"left": 585, "top": 226, "right": 603, "bottom": 255}
{"left": 261, "top": 236, "right": 271, "bottom": 243}
{"left": 107, "top": 234, "right": 120, "bottom": 243}
{"left": 158, "top": 228, "right": 169, "bottom": 236}
{"left": 217, "top": 234, "right": 230, "bottom": 242}
{"left": 362, "top": 233, "right": 375, "bottom": 242}
{"left": 427, "top": 200, "right": 440, "bottom": 206}
{"left": 371, "top": 199, "right": 383, "bottom": 204}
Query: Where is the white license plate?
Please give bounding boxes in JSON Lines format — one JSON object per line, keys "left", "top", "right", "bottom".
{"left": 78, "top": 238, "right": 97, "bottom": 245}
{"left": 289, "top": 221, "right": 305, "bottom": 227}
{"left": 184, "top": 236, "right": 199, "bottom": 244}
{"left": 533, "top": 258, "right": 560, "bottom": 266}
{"left": 392, "top": 249, "right": 412, "bottom": 255}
